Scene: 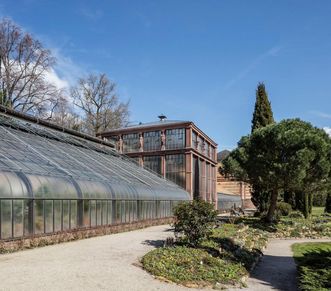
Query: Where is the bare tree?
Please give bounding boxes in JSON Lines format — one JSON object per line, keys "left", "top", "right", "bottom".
{"left": 49, "top": 96, "right": 83, "bottom": 131}
{"left": 0, "top": 18, "right": 62, "bottom": 117}
{"left": 71, "top": 73, "right": 129, "bottom": 135}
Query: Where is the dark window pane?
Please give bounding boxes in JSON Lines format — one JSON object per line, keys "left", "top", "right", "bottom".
{"left": 122, "top": 133, "right": 140, "bottom": 153}
{"left": 165, "top": 154, "right": 186, "bottom": 188}
{"left": 143, "top": 131, "right": 161, "bottom": 151}
{"left": 165, "top": 128, "right": 185, "bottom": 149}
{"left": 143, "top": 156, "right": 162, "bottom": 175}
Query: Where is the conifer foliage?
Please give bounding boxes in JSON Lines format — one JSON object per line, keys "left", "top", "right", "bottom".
{"left": 251, "top": 83, "right": 274, "bottom": 133}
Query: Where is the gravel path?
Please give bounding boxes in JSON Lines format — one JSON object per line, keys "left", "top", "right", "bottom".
{"left": 0, "top": 225, "right": 330, "bottom": 291}
{"left": 229, "top": 238, "right": 331, "bottom": 291}
{"left": 0, "top": 225, "right": 201, "bottom": 291}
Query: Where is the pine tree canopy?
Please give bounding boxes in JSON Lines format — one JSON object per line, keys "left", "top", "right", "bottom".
{"left": 251, "top": 82, "right": 274, "bottom": 133}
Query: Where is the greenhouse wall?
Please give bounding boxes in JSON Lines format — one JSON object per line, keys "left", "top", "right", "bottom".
{"left": 0, "top": 107, "right": 190, "bottom": 241}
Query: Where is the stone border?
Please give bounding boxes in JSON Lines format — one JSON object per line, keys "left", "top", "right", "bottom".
{"left": 0, "top": 217, "right": 174, "bottom": 254}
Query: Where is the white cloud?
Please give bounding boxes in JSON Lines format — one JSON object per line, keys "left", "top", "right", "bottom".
{"left": 311, "top": 110, "right": 331, "bottom": 119}
{"left": 323, "top": 127, "right": 331, "bottom": 136}
{"left": 79, "top": 8, "right": 104, "bottom": 21}
{"left": 52, "top": 48, "right": 86, "bottom": 87}
{"left": 44, "top": 68, "right": 69, "bottom": 90}
{"left": 223, "top": 45, "right": 282, "bottom": 91}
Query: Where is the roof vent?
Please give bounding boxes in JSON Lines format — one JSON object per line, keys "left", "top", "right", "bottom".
{"left": 158, "top": 114, "right": 167, "bottom": 121}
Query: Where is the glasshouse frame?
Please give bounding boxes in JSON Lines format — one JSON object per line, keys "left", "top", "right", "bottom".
{"left": 0, "top": 106, "right": 190, "bottom": 241}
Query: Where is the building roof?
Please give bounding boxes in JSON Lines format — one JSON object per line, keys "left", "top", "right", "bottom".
{"left": 103, "top": 120, "right": 192, "bottom": 132}
{"left": 101, "top": 119, "right": 218, "bottom": 146}
{"left": 0, "top": 108, "right": 189, "bottom": 201}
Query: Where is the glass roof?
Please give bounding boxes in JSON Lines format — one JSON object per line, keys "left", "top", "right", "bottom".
{"left": 0, "top": 112, "right": 190, "bottom": 201}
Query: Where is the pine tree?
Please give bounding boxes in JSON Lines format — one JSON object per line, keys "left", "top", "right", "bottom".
{"left": 251, "top": 82, "right": 274, "bottom": 133}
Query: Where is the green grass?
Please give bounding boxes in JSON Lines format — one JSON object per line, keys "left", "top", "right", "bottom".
{"left": 141, "top": 223, "right": 269, "bottom": 288}
{"left": 292, "top": 242, "right": 331, "bottom": 291}
{"left": 312, "top": 207, "right": 325, "bottom": 217}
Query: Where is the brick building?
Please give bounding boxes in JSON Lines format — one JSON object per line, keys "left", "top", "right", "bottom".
{"left": 99, "top": 116, "right": 218, "bottom": 205}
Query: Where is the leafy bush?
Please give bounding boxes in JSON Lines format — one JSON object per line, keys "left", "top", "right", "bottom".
{"left": 288, "top": 211, "right": 305, "bottom": 219}
{"left": 325, "top": 193, "right": 331, "bottom": 214}
{"left": 313, "top": 192, "right": 327, "bottom": 207}
{"left": 276, "top": 202, "right": 292, "bottom": 216}
{"left": 173, "top": 200, "right": 217, "bottom": 246}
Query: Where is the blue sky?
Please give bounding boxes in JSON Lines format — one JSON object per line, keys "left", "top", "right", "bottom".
{"left": 1, "top": 0, "right": 331, "bottom": 150}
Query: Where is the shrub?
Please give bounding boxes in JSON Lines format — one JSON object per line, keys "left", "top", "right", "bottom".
{"left": 276, "top": 202, "right": 292, "bottom": 216}
{"left": 288, "top": 211, "right": 305, "bottom": 219}
{"left": 173, "top": 200, "right": 217, "bottom": 246}
{"left": 325, "top": 193, "right": 331, "bottom": 214}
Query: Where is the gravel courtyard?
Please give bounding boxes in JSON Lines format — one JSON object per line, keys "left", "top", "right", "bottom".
{"left": 0, "top": 225, "right": 200, "bottom": 291}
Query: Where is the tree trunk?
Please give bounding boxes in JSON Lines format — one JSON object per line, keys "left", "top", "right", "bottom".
{"left": 266, "top": 188, "right": 278, "bottom": 223}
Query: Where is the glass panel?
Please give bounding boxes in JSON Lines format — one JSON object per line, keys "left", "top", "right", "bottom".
{"left": 143, "top": 156, "right": 162, "bottom": 175}
{"left": 165, "top": 128, "right": 185, "bottom": 149}
{"left": 121, "top": 201, "right": 126, "bottom": 223}
{"left": 83, "top": 200, "right": 90, "bottom": 227}
{"left": 44, "top": 200, "right": 53, "bottom": 233}
{"left": 96, "top": 200, "right": 102, "bottom": 226}
{"left": 34, "top": 200, "right": 44, "bottom": 234}
{"left": 125, "top": 201, "right": 130, "bottom": 222}
{"left": 90, "top": 200, "right": 96, "bottom": 227}
{"left": 192, "top": 131, "right": 198, "bottom": 150}
{"left": 166, "top": 154, "right": 186, "bottom": 188}
{"left": 77, "top": 180, "right": 111, "bottom": 199}
{"left": 13, "top": 200, "right": 24, "bottom": 237}
{"left": 1, "top": 200, "right": 12, "bottom": 238}
{"left": 63, "top": 200, "right": 70, "bottom": 230}
{"left": 70, "top": 200, "right": 77, "bottom": 229}
{"left": 122, "top": 133, "right": 140, "bottom": 153}
{"left": 116, "top": 200, "right": 121, "bottom": 223}
{"left": 0, "top": 172, "right": 28, "bottom": 198}
{"left": 107, "top": 200, "right": 112, "bottom": 224}
{"left": 54, "top": 200, "right": 62, "bottom": 232}
{"left": 102, "top": 201, "right": 107, "bottom": 225}
{"left": 143, "top": 131, "right": 161, "bottom": 151}
{"left": 28, "top": 175, "right": 78, "bottom": 199}
{"left": 24, "top": 200, "right": 32, "bottom": 236}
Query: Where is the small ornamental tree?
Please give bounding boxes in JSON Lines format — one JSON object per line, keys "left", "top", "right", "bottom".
{"left": 173, "top": 200, "right": 217, "bottom": 246}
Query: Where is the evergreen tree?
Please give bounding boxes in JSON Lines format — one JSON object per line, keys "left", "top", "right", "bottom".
{"left": 251, "top": 83, "right": 274, "bottom": 133}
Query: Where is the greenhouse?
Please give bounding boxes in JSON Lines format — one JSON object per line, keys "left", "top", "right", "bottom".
{"left": 0, "top": 106, "right": 190, "bottom": 240}
{"left": 217, "top": 193, "right": 242, "bottom": 211}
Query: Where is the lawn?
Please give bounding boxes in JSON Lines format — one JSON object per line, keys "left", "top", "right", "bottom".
{"left": 292, "top": 242, "right": 331, "bottom": 291}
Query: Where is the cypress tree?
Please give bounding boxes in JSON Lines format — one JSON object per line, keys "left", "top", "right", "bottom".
{"left": 251, "top": 82, "right": 274, "bottom": 133}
